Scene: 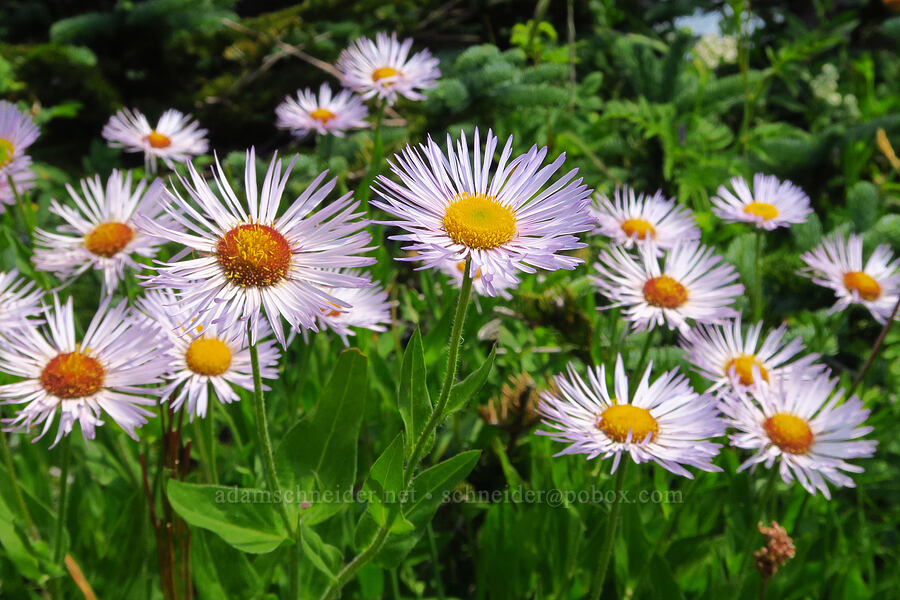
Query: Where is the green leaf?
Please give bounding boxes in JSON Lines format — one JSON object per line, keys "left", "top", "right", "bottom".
{"left": 299, "top": 524, "right": 342, "bottom": 583}
{"left": 166, "top": 481, "right": 289, "bottom": 554}
{"left": 191, "top": 530, "right": 262, "bottom": 599}
{"left": 363, "top": 434, "right": 406, "bottom": 528}
{"left": 446, "top": 345, "right": 496, "bottom": 415}
{"left": 274, "top": 349, "right": 368, "bottom": 525}
{"left": 398, "top": 329, "right": 432, "bottom": 458}
{"left": 847, "top": 181, "right": 880, "bottom": 232}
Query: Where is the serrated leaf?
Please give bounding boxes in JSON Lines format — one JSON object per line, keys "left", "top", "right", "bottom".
{"left": 166, "top": 481, "right": 288, "bottom": 554}
{"left": 274, "top": 349, "right": 368, "bottom": 525}
{"left": 398, "top": 329, "right": 432, "bottom": 458}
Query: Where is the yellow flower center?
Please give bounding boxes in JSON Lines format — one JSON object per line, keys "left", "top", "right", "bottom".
{"left": 597, "top": 403, "right": 659, "bottom": 443}
{"left": 185, "top": 337, "right": 232, "bottom": 376}
{"left": 743, "top": 201, "right": 779, "bottom": 221}
{"left": 0, "top": 137, "right": 14, "bottom": 167}
{"left": 309, "top": 108, "right": 336, "bottom": 124}
{"left": 642, "top": 275, "right": 688, "bottom": 309}
{"left": 40, "top": 351, "right": 105, "bottom": 399}
{"left": 217, "top": 224, "right": 292, "bottom": 287}
{"left": 843, "top": 271, "right": 881, "bottom": 301}
{"left": 763, "top": 413, "right": 813, "bottom": 454}
{"left": 621, "top": 217, "right": 656, "bottom": 240}
{"left": 145, "top": 130, "right": 172, "bottom": 149}
{"left": 725, "top": 354, "right": 769, "bottom": 385}
{"left": 84, "top": 222, "right": 135, "bottom": 258}
{"left": 372, "top": 66, "right": 400, "bottom": 83}
{"left": 442, "top": 193, "right": 517, "bottom": 250}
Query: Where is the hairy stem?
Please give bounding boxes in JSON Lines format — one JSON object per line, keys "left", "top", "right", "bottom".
{"left": 591, "top": 463, "right": 628, "bottom": 600}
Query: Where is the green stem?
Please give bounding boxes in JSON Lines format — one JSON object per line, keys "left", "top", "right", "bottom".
{"left": 634, "top": 329, "right": 656, "bottom": 377}
{"left": 358, "top": 101, "right": 386, "bottom": 212}
{"left": 591, "top": 463, "right": 627, "bottom": 600}
{"left": 426, "top": 524, "right": 445, "bottom": 600}
{"left": 753, "top": 229, "right": 764, "bottom": 323}
{"left": 404, "top": 258, "right": 475, "bottom": 485}
{"left": 847, "top": 294, "right": 900, "bottom": 398}
{"left": 52, "top": 436, "right": 72, "bottom": 600}
{"left": 735, "top": 467, "right": 780, "bottom": 595}
{"left": 290, "top": 539, "right": 300, "bottom": 600}
{"left": 0, "top": 431, "right": 37, "bottom": 538}
{"left": 320, "top": 525, "right": 390, "bottom": 600}
{"left": 248, "top": 327, "right": 290, "bottom": 531}
{"left": 206, "top": 408, "right": 218, "bottom": 484}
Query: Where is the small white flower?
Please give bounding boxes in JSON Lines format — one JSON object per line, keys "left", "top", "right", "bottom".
{"left": 719, "top": 372, "right": 877, "bottom": 499}
{"left": 537, "top": 355, "right": 724, "bottom": 477}
{"left": 592, "top": 241, "right": 744, "bottom": 333}
{"left": 336, "top": 32, "right": 440, "bottom": 106}
{"left": 590, "top": 186, "right": 699, "bottom": 252}
{"left": 0, "top": 269, "right": 44, "bottom": 332}
{"left": 0, "top": 101, "right": 40, "bottom": 211}
{"left": 712, "top": 174, "right": 812, "bottom": 230}
{"left": 0, "top": 296, "right": 168, "bottom": 446}
{"left": 315, "top": 272, "right": 393, "bottom": 345}
{"left": 799, "top": 233, "right": 900, "bottom": 323}
{"left": 102, "top": 108, "right": 208, "bottom": 172}
{"left": 276, "top": 83, "right": 369, "bottom": 138}
{"left": 33, "top": 170, "right": 170, "bottom": 293}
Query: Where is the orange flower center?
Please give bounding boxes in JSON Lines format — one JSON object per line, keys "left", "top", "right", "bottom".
{"left": 843, "top": 271, "right": 881, "bottom": 301}
{"left": 621, "top": 217, "right": 656, "bottom": 240}
{"left": 372, "top": 66, "right": 400, "bottom": 83}
{"left": 642, "top": 275, "right": 688, "bottom": 309}
{"left": 597, "top": 403, "right": 659, "bottom": 443}
{"left": 743, "top": 201, "right": 779, "bottom": 221}
{"left": 185, "top": 337, "right": 232, "bottom": 376}
{"left": 217, "top": 224, "right": 292, "bottom": 287}
{"left": 725, "top": 354, "right": 769, "bottom": 386}
{"left": 84, "top": 222, "right": 135, "bottom": 257}
{"left": 763, "top": 413, "right": 813, "bottom": 454}
{"left": 40, "top": 351, "right": 105, "bottom": 399}
{"left": 309, "top": 108, "right": 336, "bottom": 124}
{"left": 145, "top": 130, "right": 172, "bottom": 149}
{"left": 0, "top": 137, "right": 14, "bottom": 168}
{"left": 443, "top": 193, "right": 517, "bottom": 250}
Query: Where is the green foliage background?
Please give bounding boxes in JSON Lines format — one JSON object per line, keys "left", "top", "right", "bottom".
{"left": 0, "top": 0, "right": 899, "bottom": 598}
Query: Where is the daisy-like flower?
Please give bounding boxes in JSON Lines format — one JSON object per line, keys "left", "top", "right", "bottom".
{"left": 592, "top": 241, "right": 744, "bottom": 333}
{"left": 372, "top": 129, "right": 594, "bottom": 296}
{"left": 436, "top": 257, "right": 519, "bottom": 299}
{"left": 0, "top": 270, "right": 44, "bottom": 332}
{"left": 102, "top": 107, "right": 208, "bottom": 172}
{"left": 712, "top": 174, "right": 811, "bottom": 230}
{"left": 336, "top": 32, "right": 440, "bottom": 105}
{"left": 275, "top": 83, "right": 368, "bottom": 138}
{"left": 136, "top": 149, "right": 375, "bottom": 347}
{"left": 0, "top": 101, "right": 40, "bottom": 211}
{"left": 681, "top": 317, "right": 821, "bottom": 392}
{"left": 315, "top": 272, "right": 392, "bottom": 345}
{"left": 590, "top": 186, "right": 699, "bottom": 252}
{"left": 0, "top": 296, "right": 168, "bottom": 446}
{"left": 138, "top": 289, "right": 281, "bottom": 419}
{"left": 537, "top": 355, "right": 724, "bottom": 476}
{"left": 33, "top": 170, "right": 169, "bottom": 292}
{"left": 799, "top": 233, "right": 900, "bottom": 323}
{"left": 719, "top": 373, "right": 877, "bottom": 498}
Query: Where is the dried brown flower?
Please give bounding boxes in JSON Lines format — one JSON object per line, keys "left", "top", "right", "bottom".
{"left": 754, "top": 520, "right": 796, "bottom": 581}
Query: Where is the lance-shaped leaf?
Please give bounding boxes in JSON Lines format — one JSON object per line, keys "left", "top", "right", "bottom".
{"left": 398, "top": 329, "right": 432, "bottom": 458}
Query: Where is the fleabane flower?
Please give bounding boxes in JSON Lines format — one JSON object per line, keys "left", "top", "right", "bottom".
{"left": 33, "top": 170, "right": 169, "bottom": 292}
{"left": 315, "top": 271, "right": 392, "bottom": 345}
{"left": 275, "top": 83, "right": 368, "bottom": 138}
{"left": 0, "top": 270, "right": 44, "bottom": 332}
{"left": 537, "top": 355, "right": 724, "bottom": 477}
{"left": 138, "top": 289, "right": 281, "bottom": 419}
{"left": 680, "top": 317, "right": 821, "bottom": 392}
{"left": 373, "top": 128, "right": 594, "bottom": 296}
{"left": 0, "top": 296, "right": 168, "bottom": 446}
{"left": 592, "top": 241, "right": 743, "bottom": 333}
{"left": 102, "top": 107, "right": 208, "bottom": 172}
{"left": 436, "top": 257, "right": 519, "bottom": 299}
{"left": 719, "top": 373, "right": 877, "bottom": 499}
{"left": 0, "top": 101, "right": 40, "bottom": 210}
{"left": 799, "top": 233, "right": 900, "bottom": 323}
{"left": 136, "top": 149, "right": 375, "bottom": 347}
{"left": 336, "top": 32, "right": 440, "bottom": 105}
{"left": 712, "top": 174, "right": 811, "bottom": 230}
{"left": 591, "top": 186, "right": 699, "bottom": 252}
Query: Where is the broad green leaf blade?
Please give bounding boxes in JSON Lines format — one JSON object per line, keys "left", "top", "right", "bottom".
{"left": 191, "top": 530, "right": 262, "bottom": 599}
{"left": 446, "top": 345, "right": 496, "bottom": 415}
{"left": 398, "top": 329, "right": 432, "bottom": 458}
{"left": 364, "top": 433, "right": 405, "bottom": 527}
{"left": 299, "top": 524, "right": 342, "bottom": 583}
{"left": 166, "top": 481, "right": 288, "bottom": 554}
{"left": 274, "top": 349, "right": 368, "bottom": 525}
